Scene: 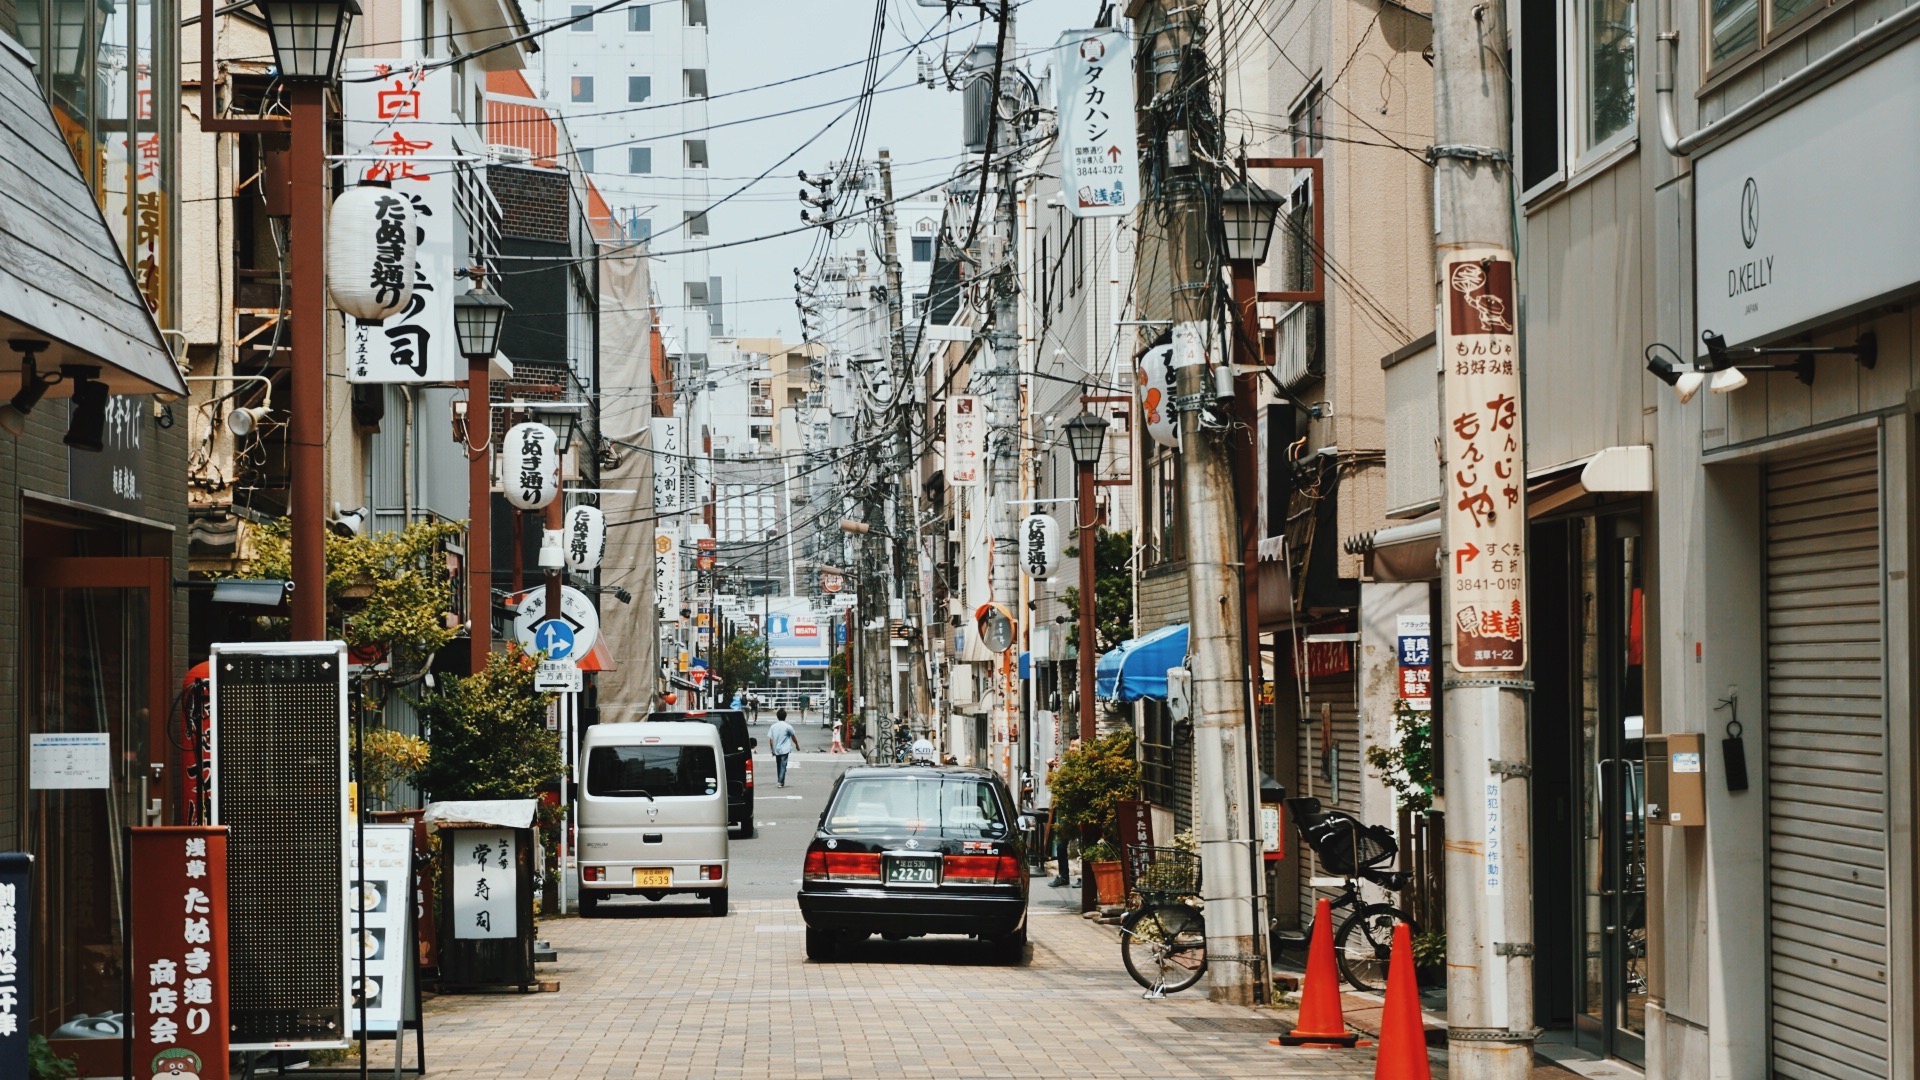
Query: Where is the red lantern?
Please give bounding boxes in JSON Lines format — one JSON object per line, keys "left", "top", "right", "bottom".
{"left": 664, "top": 692, "right": 679, "bottom": 706}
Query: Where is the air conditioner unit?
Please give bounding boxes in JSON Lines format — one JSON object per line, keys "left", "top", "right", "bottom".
{"left": 489, "top": 144, "right": 533, "bottom": 164}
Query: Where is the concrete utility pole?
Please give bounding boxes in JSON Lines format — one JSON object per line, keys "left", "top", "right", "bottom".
{"left": 1432, "top": 0, "right": 1533, "bottom": 1071}
{"left": 1139, "top": 2, "right": 1263, "bottom": 1006}
{"left": 876, "top": 149, "right": 933, "bottom": 725}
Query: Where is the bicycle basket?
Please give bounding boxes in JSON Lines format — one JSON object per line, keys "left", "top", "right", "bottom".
{"left": 1304, "top": 817, "right": 1397, "bottom": 878}
{"left": 1128, "top": 846, "right": 1201, "bottom": 900}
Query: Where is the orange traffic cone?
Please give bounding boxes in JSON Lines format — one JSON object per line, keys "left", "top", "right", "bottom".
{"left": 1373, "top": 921, "right": 1432, "bottom": 1079}
{"left": 1275, "top": 898, "right": 1360, "bottom": 1047}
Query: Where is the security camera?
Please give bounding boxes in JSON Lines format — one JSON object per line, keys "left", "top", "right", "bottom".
{"left": 328, "top": 503, "right": 368, "bottom": 538}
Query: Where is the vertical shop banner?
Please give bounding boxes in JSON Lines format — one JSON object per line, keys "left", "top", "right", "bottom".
{"left": 130, "top": 828, "right": 230, "bottom": 1080}
{"left": 946, "top": 396, "right": 983, "bottom": 486}
{"left": 346, "top": 825, "right": 413, "bottom": 1033}
{"left": 654, "top": 529, "right": 682, "bottom": 622}
{"left": 1439, "top": 248, "right": 1527, "bottom": 672}
{"left": 652, "top": 417, "right": 685, "bottom": 513}
{"left": 1395, "top": 614, "right": 1432, "bottom": 711}
{"left": 0, "top": 853, "right": 30, "bottom": 1077}
{"left": 449, "top": 829, "right": 515, "bottom": 939}
{"left": 343, "top": 61, "right": 458, "bottom": 383}
{"left": 1054, "top": 29, "right": 1138, "bottom": 217}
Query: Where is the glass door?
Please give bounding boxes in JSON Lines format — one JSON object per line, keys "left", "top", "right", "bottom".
{"left": 20, "top": 557, "right": 171, "bottom": 1052}
{"left": 1574, "top": 516, "right": 1647, "bottom": 1063}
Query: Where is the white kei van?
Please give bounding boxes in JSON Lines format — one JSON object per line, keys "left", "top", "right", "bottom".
{"left": 577, "top": 722, "right": 730, "bottom": 917}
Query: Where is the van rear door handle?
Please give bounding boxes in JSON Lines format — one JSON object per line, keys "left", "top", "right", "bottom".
{"left": 643, "top": 832, "right": 663, "bottom": 844}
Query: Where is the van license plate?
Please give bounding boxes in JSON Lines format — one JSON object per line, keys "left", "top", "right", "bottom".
{"left": 633, "top": 868, "right": 672, "bottom": 887}
{"left": 885, "top": 857, "right": 939, "bottom": 885}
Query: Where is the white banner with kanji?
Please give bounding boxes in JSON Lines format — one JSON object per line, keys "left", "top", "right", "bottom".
{"left": 342, "top": 61, "right": 459, "bottom": 383}
{"left": 1054, "top": 29, "right": 1138, "bottom": 218}
{"left": 1440, "top": 247, "right": 1527, "bottom": 672}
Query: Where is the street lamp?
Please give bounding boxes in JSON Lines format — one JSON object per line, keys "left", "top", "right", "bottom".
{"left": 455, "top": 281, "right": 511, "bottom": 671}
{"left": 253, "top": 0, "right": 359, "bottom": 80}
{"left": 1065, "top": 410, "right": 1108, "bottom": 743}
{"left": 1220, "top": 175, "right": 1286, "bottom": 265}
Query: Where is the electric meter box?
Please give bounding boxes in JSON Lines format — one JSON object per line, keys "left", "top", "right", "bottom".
{"left": 1646, "top": 732, "right": 1706, "bottom": 827}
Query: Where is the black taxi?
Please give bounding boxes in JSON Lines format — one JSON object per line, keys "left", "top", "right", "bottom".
{"left": 797, "top": 764, "right": 1030, "bottom": 963}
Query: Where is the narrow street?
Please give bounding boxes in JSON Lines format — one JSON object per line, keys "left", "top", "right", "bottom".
{"left": 380, "top": 725, "right": 1430, "bottom": 1079}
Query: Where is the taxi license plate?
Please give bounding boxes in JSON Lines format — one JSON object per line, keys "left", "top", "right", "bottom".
{"left": 885, "top": 857, "right": 939, "bottom": 885}
{"left": 632, "top": 867, "right": 672, "bottom": 888}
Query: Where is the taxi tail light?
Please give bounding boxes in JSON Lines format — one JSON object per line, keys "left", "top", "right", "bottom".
{"left": 943, "top": 854, "right": 1024, "bottom": 885}
{"left": 582, "top": 866, "right": 603, "bottom": 882}
{"left": 803, "top": 849, "right": 880, "bottom": 881}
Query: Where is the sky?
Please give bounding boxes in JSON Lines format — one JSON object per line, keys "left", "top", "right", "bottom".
{"left": 696, "top": 0, "right": 1095, "bottom": 343}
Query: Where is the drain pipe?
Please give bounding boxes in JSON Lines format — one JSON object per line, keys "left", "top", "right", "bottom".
{"left": 1658, "top": 0, "right": 1920, "bottom": 158}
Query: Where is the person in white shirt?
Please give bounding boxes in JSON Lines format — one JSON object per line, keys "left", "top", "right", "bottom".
{"left": 767, "top": 710, "right": 798, "bottom": 787}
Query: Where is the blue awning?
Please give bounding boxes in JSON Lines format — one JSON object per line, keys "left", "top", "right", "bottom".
{"left": 1095, "top": 624, "right": 1189, "bottom": 702}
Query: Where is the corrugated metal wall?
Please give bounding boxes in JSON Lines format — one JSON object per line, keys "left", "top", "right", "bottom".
{"left": 1295, "top": 665, "right": 1360, "bottom": 925}
{"left": 1765, "top": 442, "right": 1889, "bottom": 1080}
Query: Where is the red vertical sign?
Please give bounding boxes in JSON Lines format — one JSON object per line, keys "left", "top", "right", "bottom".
{"left": 130, "top": 827, "right": 230, "bottom": 1080}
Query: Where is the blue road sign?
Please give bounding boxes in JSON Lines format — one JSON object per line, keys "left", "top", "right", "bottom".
{"left": 535, "top": 619, "right": 577, "bottom": 659}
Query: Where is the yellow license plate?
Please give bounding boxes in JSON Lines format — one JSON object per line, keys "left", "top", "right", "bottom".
{"left": 633, "top": 867, "right": 672, "bottom": 887}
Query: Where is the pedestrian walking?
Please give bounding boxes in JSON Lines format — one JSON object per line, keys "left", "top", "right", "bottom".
{"left": 768, "top": 708, "right": 797, "bottom": 787}
{"left": 830, "top": 717, "right": 845, "bottom": 754}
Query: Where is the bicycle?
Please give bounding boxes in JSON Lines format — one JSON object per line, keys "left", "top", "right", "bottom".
{"left": 1271, "top": 797, "right": 1417, "bottom": 992}
{"left": 1118, "top": 846, "right": 1208, "bottom": 996}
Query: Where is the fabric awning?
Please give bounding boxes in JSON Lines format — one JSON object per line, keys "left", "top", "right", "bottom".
{"left": 1095, "top": 623, "right": 1188, "bottom": 702}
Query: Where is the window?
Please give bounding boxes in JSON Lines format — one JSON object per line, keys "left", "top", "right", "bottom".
{"left": 421, "top": 0, "right": 436, "bottom": 55}
{"left": 686, "top": 281, "right": 709, "bottom": 307}
{"left": 1141, "top": 446, "right": 1185, "bottom": 568}
{"left": 586, "top": 745, "right": 719, "bottom": 798}
{"left": 912, "top": 291, "right": 927, "bottom": 318}
{"left": 628, "top": 215, "right": 651, "bottom": 241}
{"left": 684, "top": 139, "right": 707, "bottom": 168}
{"left": 1710, "top": 0, "right": 1824, "bottom": 68}
{"left": 684, "top": 69, "right": 708, "bottom": 98}
{"left": 570, "top": 75, "right": 593, "bottom": 103}
{"left": 1141, "top": 701, "right": 1175, "bottom": 808}
{"left": 685, "top": 210, "right": 709, "bottom": 236}
{"left": 569, "top": 4, "right": 592, "bottom": 30}
{"left": 1518, "top": 0, "right": 1562, "bottom": 191}
{"left": 1290, "top": 85, "right": 1323, "bottom": 156}
{"left": 627, "top": 4, "right": 650, "bottom": 30}
{"left": 684, "top": 0, "right": 707, "bottom": 26}
{"left": 576, "top": 147, "right": 594, "bottom": 173}
{"left": 825, "top": 777, "right": 1007, "bottom": 838}
{"left": 911, "top": 236, "right": 933, "bottom": 262}
{"left": 1579, "top": 0, "right": 1635, "bottom": 151}
{"left": 749, "top": 424, "right": 773, "bottom": 443}
{"left": 628, "top": 75, "right": 651, "bottom": 102}
{"left": 628, "top": 147, "right": 651, "bottom": 174}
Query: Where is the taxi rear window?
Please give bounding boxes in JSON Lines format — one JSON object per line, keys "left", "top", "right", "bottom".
{"left": 825, "top": 777, "right": 1006, "bottom": 837}
{"left": 587, "top": 745, "right": 718, "bottom": 798}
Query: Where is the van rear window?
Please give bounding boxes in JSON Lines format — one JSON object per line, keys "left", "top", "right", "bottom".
{"left": 587, "top": 746, "right": 719, "bottom": 798}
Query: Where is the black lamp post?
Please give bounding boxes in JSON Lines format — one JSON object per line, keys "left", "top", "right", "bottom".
{"left": 1065, "top": 410, "right": 1108, "bottom": 743}
{"left": 1220, "top": 175, "right": 1286, "bottom": 265}
{"left": 455, "top": 283, "right": 511, "bottom": 672}
{"left": 254, "top": 0, "right": 360, "bottom": 80}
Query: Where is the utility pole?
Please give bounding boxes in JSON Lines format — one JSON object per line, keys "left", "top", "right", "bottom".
{"left": 1136, "top": 0, "right": 1263, "bottom": 1006}
{"left": 876, "top": 149, "right": 933, "bottom": 725}
{"left": 1432, "top": 0, "right": 1532, "bottom": 1071}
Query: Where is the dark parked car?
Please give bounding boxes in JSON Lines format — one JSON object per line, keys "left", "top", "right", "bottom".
{"left": 797, "top": 764, "right": 1030, "bottom": 963}
{"left": 645, "top": 709, "right": 756, "bottom": 838}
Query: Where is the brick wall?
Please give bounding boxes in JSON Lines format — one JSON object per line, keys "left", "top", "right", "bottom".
{"left": 487, "top": 165, "right": 572, "bottom": 245}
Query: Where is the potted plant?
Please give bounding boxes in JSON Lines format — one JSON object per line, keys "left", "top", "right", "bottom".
{"left": 1049, "top": 730, "right": 1140, "bottom": 906}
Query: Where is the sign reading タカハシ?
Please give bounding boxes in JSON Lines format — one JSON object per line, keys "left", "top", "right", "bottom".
{"left": 1439, "top": 248, "right": 1527, "bottom": 672}
{"left": 130, "top": 827, "right": 230, "bottom": 1080}
{"left": 342, "top": 61, "right": 457, "bottom": 383}
{"left": 1054, "top": 28, "right": 1138, "bottom": 218}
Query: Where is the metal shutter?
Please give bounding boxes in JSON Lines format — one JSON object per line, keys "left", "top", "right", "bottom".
{"left": 1766, "top": 443, "right": 1889, "bottom": 1080}
{"left": 1297, "top": 674, "right": 1360, "bottom": 925}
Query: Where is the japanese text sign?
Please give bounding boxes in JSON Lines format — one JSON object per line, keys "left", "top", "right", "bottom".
{"left": 343, "top": 61, "right": 458, "bottom": 383}
{"left": 1054, "top": 29, "right": 1138, "bottom": 218}
{"left": 946, "top": 396, "right": 983, "bottom": 486}
{"left": 130, "top": 827, "right": 230, "bottom": 1080}
{"left": 1395, "top": 614, "right": 1432, "bottom": 711}
{"left": 449, "top": 829, "right": 515, "bottom": 940}
{"left": 1440, "top": 248, "right": 1527, "bottom": 672}
{"left": 0, "top": 853, "right": 30, "bottom": 1076}
{"left": 346, "top": 824, "right": 413, "bottom": 1034}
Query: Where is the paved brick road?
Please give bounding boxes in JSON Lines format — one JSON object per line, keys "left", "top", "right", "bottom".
{"left": 358, "top": 738, "right": 1584, "bottom": 1080}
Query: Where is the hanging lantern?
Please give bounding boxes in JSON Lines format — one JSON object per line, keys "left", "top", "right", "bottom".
{"left": 1021, "top": 514, "right": 1060, "bottom": 578}
{"left": 502, "top": 422, "right": 560, "bottom": 510}
{"left": 565, "top": 504, "right": 606, "bottom": 572}
{"left": 1136, "top": 342, "right": 1179, "bottom": 449}
{"left": 327, "top": 183, "right": 417, "bottom": 325}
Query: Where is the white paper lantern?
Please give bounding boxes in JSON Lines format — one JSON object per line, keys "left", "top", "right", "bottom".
{"left": 565, "top": 504, "right": 606, "bottom": 572}
{"left": 1021, "top": 514, "right": 1060, "bottom": 578}
{"left": 502, "top": 422, "right": 560, "bottom": 510}
{"left": 328, "top": 183, "right": 417, "bottom": 324}
{"left": 1136, "top": 343, "right": 1180, "bottom": 449}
